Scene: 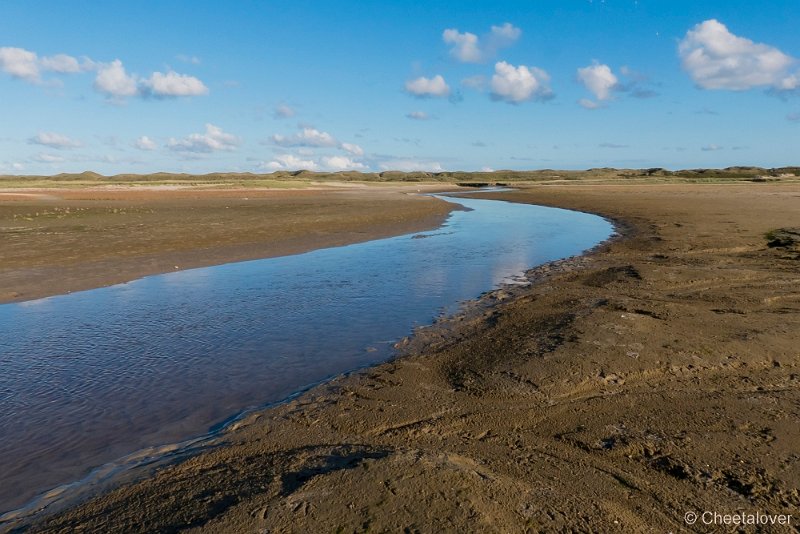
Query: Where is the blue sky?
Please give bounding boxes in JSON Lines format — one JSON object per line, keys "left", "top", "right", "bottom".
{"left": 1, "top": 0, "right": 798, "bottom": 174}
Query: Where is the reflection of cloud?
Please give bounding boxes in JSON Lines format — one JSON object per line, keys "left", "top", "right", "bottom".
{"left": 16, "top": 296, "right": 56, "bottom": 308}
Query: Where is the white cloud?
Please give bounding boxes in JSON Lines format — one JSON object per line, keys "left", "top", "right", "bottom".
{"left": 0, "top": 47, "right": 41, "bottom": 82}
{"left": 167, "top": 124, "right": 240, "bottom": 153}
{"left": 378, "top": 159, "right": 445, "bottom": 172}
{"left": 321, "top": 155, "right": 367, "bottom": 170}
{"left": 28, "top": 131, "right": 82, "bottom": 149}
{"left": 406, "top": 111, "right": 430, "bottom": 120}
{"left": 442, "top": 23, "right": 521, "bottom": 63}
{"left": 578, "top": 98, "right": 602, "bottom": 110}
{"left": 490, "top": 22, "right": 522, "bottom": 44}
{"left": 273, "top": 104, "right": 295, "bottom": 119}
{"left": 701, "top": 144, "right": 724, "bottom": 151}
{"left": 679, "top": 19, "right": 798, "bottom": 91}
{"left": 2, "top": 47, "right": 210, "bottom": 100}
{"left": 32, "top": 153, "right": 65, "bottom": 163}
{"left": 405, "top": 75, "right": 450, "bottom": 98}
{"left": 443, "top": 29, "right": 481, "bottom": 63}
{"left": 142, "top": 71, "right": 208, "bottom": 97}
{"left": 263, "top": 154, "right": 318, "bottom": 171}
{"left": 0, "top": 47, "right": 92, "bottom": 85}
{"left": 577, "top": 63, "right": 619, "bottom": 102}
{"left": 134, "top": 136, "right": 157, "bottom": 151}
{"left": 39, "top": 53, "right": 84, "bottom": 73}
{"left": 268, "top": 126, "right": 365, "bottom": 163}
{"left": 340, "top": 142, "right": 364, "bottom": 156}
{"left": 0, "top": 161, "right": 24, "bottom": 172}
{"left": 490, "top": 61, "right": 552, "bottom": 103}
{"left": 271, "top": 127, "right": 338, "bottom": 147}
{"left": 94, "top": 60, "right": 138, "bottom": 98}
{"left": 93, "top": 60, "right": 208, "bottom": 100}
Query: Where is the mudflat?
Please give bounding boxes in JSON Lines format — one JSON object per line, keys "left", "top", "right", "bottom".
{"left": 20, "top": 183, "right": 800, "bottom": 532}
{"left": 0, "top": 184, "right": 453, "bottom": 303}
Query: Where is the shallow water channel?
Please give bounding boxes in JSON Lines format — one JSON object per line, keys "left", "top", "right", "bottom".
{"left": 0, "top": 192, "right": 613, "bottom": 515}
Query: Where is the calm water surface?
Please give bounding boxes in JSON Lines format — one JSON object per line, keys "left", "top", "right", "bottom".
{"left": 0, "top": 194, "right": 612, "bottom": 513}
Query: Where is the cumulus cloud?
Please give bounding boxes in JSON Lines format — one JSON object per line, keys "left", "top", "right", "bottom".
{"left": 577, "top": 62, "right": 619, "bottom": 105}
{"left": 679, "top": 19, "right": 799, "bottom": 91}
{"left": 0, "top": 161, "right": 24, "bottom": 172}
{"left": 578, "top": 98, "right": 602, "bottom": 110}
{"left": 378, "top": 159, "right": 445, "bottom": 172}
{"left": 39, "top": 53, "right": 83, "bottom": 73}
{"left": 443, "top": 23, "right": 521, "bottom": 63}
{"left": 405, "top": 75, "right": 450, "bottom": 98}
{"left": 94, "top": 61, "right": 209, "bottom": 100}
{"left": 271, "top": 127, "right": 338, "bottom": 148}
{"left": 340, "top": 142, "right": 364, "bottom": 156}
{"left": 262, "top": 153, "right": 367, "bottom": 172}
{"left": 28, "top": 131, "right": 82, "bottom": 149}
{"left": 134, "top": 136, "right": 157, "bottom": 151}
{"left": 32, "top": 153, "right": 65, "bottom": 163}
{"left": 270, "top": 126, "right": 364, "bottom": 160}
{"left": 273, "top": 104, "right": 295, "bottom": 119}
{"left": 93, "top": 60, "right": 138, "bottom": 98}
{"left": 142, "top": 71, "right": 208, "bottom": 97}
{"left": 2, "top": 46, "right": 209, "bottom": 101}
{"left": 0, "top": 47, "right": 43, "bottom": 82}
{"left": 491, "top": 23, "right": 522, "bottom": 44}
{"left": 406, "top": 111, "right": 430, "bottom": 120}
{"left": 321, "top": 155, "right": 367, "bottom": 170}
{"left": 167, "top": 124, "right": 240, "bottom": 153}
{"left": 579, "top": 63, "right": 657, "bottom": 106}
{"left": 263, "top": 154, "right": 319, "bottom": 171}
{"left": 490, "top": 61, "right": 552, "bottom": 104}
{"left": 443, "top": 29, "right": 481, "bottom": 63}
{"left": 701, "top": 144, "right": 724, "bottom": 151}
{"left": 1, "top": 47, "right": 94, "bottom": 84}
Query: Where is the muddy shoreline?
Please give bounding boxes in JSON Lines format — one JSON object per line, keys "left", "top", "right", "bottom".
{"left": 9, "top": 183, "right": 800, "bottom": 532}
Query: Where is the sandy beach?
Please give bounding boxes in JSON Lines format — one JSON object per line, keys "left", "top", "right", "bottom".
{"left": 0, "top": 184, "right": 454, "bottom": 303}
{"left": 15, "top": 182, "right": 798, "bottom": 532}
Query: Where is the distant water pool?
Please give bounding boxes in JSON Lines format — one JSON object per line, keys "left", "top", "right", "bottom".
{"left": 0, "top": 193, "right": 613, "bottom": 515}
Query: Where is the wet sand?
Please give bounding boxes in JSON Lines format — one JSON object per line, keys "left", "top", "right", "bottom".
{"left": 14, "top": 183, "right": 800, "bottom": 532}
{"left": 0, "top": 184, "right": 454, "bottom": 303}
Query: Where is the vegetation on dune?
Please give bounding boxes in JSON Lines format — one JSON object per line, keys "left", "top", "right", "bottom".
{"left": 0, "top": 166, "right": 798, "bottom": 188}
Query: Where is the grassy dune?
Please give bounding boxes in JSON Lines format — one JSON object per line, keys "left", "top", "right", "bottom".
{"left": 1, "top": 166, "right": 799, "bottom": 189}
